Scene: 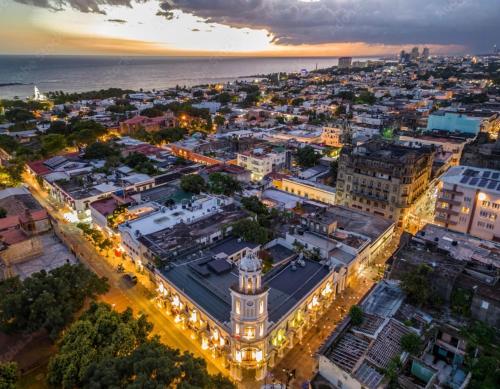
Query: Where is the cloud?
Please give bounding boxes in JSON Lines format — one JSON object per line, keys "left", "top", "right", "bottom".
{"left": 12, "top": 0, "right": 499, "bottom": 52}
{"left": 13, "top": 0, "right": 138, "bottom": 14}
{"left": 108, "top": 18, "right": 127, "bottom": 23}
{"left": 160, "top": 0, "right": 499, "bottom": 51}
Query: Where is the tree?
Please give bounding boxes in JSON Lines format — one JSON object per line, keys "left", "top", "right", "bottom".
{"left": 401, "top": 333, "right": 421, "bottom": 355}
{"left": 232, "top": 219, "right": 269, "bottom": 245}
{"left": 47, "top": 303, "right": 235, "bottom": 389}
{"left": 214, "top": 115, "right": 225, "bottom": 127}
{"left": 296, "top": 146, "right": 320, "bottom": 168}
{"left": 0, "top": 362, "right": 18, "bottom": 389}
{"left": 141, "top": 107, "right": 164, "bottom": 118}
{"left": 400, "top": 264, "right": 433, "bottom": 306}
{"left": 0, "top": 207, "right": 7, "bottom": 218}
{"left": 216, "top": 92, "right": 231, "bottom": 104}
{"left": 83, "top": 142, "right": 119, "bottom": 159}
{"left": 241, "top": 196, "right": 269, "bottom": 216}
{"left": 355, "top": 91, "right": 376, "bottom": 105}
{"left": 150, "top": 127, "right": 186, "bottom": 144}
{"left": 180, "top": 174, "right": 206, "bottom": 194}
{"left": 41, "top": 133, "right": 66, "bottom": 156}
{"left": 208, "top": 173, "right": 241, "bottom": 196}
{"left": 349, "top": 305, "right": 364, "bottom": 326}
{"left": 0, "top": 264, "right": 109, "bottom": 339}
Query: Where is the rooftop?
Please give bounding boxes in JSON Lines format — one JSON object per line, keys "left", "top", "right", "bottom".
{"left": 441, "top": 165, "right": 500, "bottom": 194}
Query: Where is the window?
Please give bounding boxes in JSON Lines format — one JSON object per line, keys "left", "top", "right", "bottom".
{"left": 461, "top": 207, "right": 470, "bottom": 214}
{"left": 243, "top": 326, "right": 255, "bottom": 339}
{"left": 259, "top": 300, "right": 264, "bottom": 315}
{"left": 235, "top": 299, "right": 240, "bottom": 314}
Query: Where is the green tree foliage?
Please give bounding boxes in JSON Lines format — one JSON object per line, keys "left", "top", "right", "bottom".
{"left": 232, "top": 219, "right": 269, "bottom": 245}
{"left": 296, "top": 145, "right": 321, "bottom": 168}
{"left": 0, "top": 207, "right": 7, "bottom": 218}
{"left": 401, "top": 333, "right": 421, "bottom": 355}
{"left": 141, "top": 107, "right": 164, "bottom": 118}
{"left": 0, "top": 159, "right": 25, "bottom": 188}
{"left": 208, "top": 173, "right": 241, "bottom": 196}
{"left": 216, "top": 92, "right": 231, "bottom": 104}
{"left": 355, "top": 91, "right": 377, "bottom": 105}
{"left": 180, "top": 174, "right": 206, "bottom": 194}
{"left": 47, "top": 302, "right": 235, "bottom": 389}
{"left": 400, "top": 264, "right": 433, "bottom": 306}
{"left": 83, "top": 142, "right": 119, "bottom": 159}
{"left": 241, "top": 196, "right": 269, "bottom": 216}
{"left": 4, "top": 108, "right": 35, "bottom": 122}
{"left": 47, "top": 88, "right": 135, "bottom": 104}
{"left": 0, "top": 264, "right": 109, "bottom": 339}
{"left": 0, "top": 361, "right": 18, "bottom": 389}
{"left": 151, "top": 127, "right": 187, "bottom": 144}
{"left": 123, "top": 152, "right": 157, "bottom": 175}
{"left": 460, "top": 322, "right": 500, "bottom": 389}
{"left": 0, "top": 135, "right": 21, "bottom": 154}
{"left": 214, "top": 115, "right": 225, "bottom": 127}
{"left": 349, "top": 305, "right": 364, "bottom": 326}
{"left": 41, "top": 133, "right": 67, "bottom": 156}
{"left": 68, "top": 120, "right": 107, "bottom": 147}
{"left": 106, "top": 102, "right": 136, "bottom": 114}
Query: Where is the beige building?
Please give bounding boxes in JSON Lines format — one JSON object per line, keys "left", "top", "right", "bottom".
{"left": 321, "top": 125, "right": 343, "bottom": 147}
{"left": 279, "top": 177, "right": 336, "bottom": 205}
{"left": 435, "top": 166, "right": 500, "bottom": 241}
{"left": 336, "top": 140, "right": 434, "bottom": 229}
{"left": 399, "top": 134, "right": 467, "bottom": 166}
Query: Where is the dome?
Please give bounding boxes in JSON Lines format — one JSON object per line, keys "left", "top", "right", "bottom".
{"left": 239, "top": 252, "right": 262, "bottom": 272}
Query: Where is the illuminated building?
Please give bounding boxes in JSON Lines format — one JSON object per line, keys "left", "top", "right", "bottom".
{"left": 153, "top": 240, "right": 347, "bottom": 382}
{"left": 435, "top": 166, "right": 500, "bottom": 241}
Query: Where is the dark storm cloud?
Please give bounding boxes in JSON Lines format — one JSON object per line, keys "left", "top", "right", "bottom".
{"left": 12, "top": 0, "right": 500, "bottom": 51}
{"left": 161, "top": 0, "right": 499, "bottom": 51}
{"left": 13, "top": 0, "right": 139, "bottom": 14}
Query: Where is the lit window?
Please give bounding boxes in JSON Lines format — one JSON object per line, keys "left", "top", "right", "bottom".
{"left": 259, "top": 300, "right": 264, "bottom": 314}
{"left": 244, "top": 326, "right": 255, "bottom": 339}
{"left": 235, "top": 299, "right": 241, "bottom": 314}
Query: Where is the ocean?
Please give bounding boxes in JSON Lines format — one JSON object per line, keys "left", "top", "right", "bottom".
{"left": 0, "top": 55, "right": 372, "bottom": 100}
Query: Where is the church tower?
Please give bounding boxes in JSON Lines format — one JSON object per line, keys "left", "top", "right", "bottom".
{"left": 229, "top": 252, "right": 269, "bottom": 381}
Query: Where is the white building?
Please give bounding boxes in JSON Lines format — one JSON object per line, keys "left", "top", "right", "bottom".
{"left": 435, "top": 166, "right": 500, "bottom": 241}
{"left": 118, "top": 195, "right": 232, "bottom": 264}
{"left": 237, "top": 148, "right": 288, "bottom": 181}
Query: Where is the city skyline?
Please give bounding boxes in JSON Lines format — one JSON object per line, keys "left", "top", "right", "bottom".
{"left": 1, "top": 0, "right": 498, "bottom": 56}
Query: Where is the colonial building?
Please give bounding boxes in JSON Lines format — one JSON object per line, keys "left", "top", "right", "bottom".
{"left": 336, "top": 140, "right": 434, "bottom": 229}
{"left": 153, "top": 239, "right": 346, "bottom": 382}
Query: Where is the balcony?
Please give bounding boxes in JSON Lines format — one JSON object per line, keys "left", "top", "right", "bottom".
{"left": 437, "top": 197, "right": 461, "bottom": 207}
{"left": 441, "top": 188, "right": 464, "bottom": 196}
{"left": 435, "top": 206, "right": 459, "bottom": 216}
{"left": 435, "top": 215, "right": 457, "bottom": 225}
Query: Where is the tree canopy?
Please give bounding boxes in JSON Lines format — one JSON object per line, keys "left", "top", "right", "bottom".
{"left": 232, "top": 219, "right": 269, "bottom": 245}
{"left": 401, "top": 333, "right": 421, "bottom": 355}
{"left": 180, "top": 174, "right": 206, "bottom": 194}
{"left": 241, "top": 196, "right": 269, "bottom": 216}
{"left": 400, "top": 264, "right": 434, "bottom": 307}
{"left": 0, "top": 362, "right": 18, "bottom": 389}
{"left": 349, "top": 305, "right": 364, "bottom": 326}
{"left": 296, "top": 146, "right": 321, "bottom": 168}
{"left": 47, "top": 302, "right": 235, "bottom": 389}
{"left": 208, "top": 173, "right": 241, "bottom": 196}
{"left": 0, "top": 264, "right": 109, "bottom": 339}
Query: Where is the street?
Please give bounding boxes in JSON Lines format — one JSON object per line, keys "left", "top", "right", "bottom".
{"left": 24, "top": 174, "right": 228, "bottom": 377}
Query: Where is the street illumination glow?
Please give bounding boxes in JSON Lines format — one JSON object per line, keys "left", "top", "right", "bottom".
{"left": 478, "top": 192, "right": 486, "bottom": 201}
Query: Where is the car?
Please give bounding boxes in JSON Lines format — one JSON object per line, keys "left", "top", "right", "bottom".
{"left": 123, "top": 273, "right": 138, "bottom": 285}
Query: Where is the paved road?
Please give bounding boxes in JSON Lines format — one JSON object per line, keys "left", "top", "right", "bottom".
{"left": 25, "top": 175, "right": 228, "bottom": 377}
{"left": 271, "top": 235, "right": 401, "bottom": 388}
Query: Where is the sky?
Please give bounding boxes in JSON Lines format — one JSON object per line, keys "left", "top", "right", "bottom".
{"left": 0, "top": 0, "right": 498, "bottom": 57}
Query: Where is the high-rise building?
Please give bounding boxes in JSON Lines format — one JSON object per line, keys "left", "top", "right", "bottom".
{"left": 336, "top": 140, "right": 434, "bottom": 228}
{"left": 410, "top": 47, "right": 420, "bottom": 60}
{"left": 338, "top": 56, "right": 352, "bottom": 69}
{"left": 422, "top": 47, "right": 430, "bottom": 59}
{"left": 435, "top": 166, "right": 500, "bottom": 241}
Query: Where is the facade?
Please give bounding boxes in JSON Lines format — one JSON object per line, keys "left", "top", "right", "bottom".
{"left": 321, "top": 125, "right": 343, "bottom": 147}
{"left": 237, "top": 149, "right": 287, "bottom": 181}
{"left": 336, "top": 140, "right": 434, "bottom": 229}
{"left": 338, "top": 57, "right": 352, "bottom": 69}
{"left": 280, "top": 177, "right": 336, "bottom": 205}
{"left": 153, "top": 240, "right": 347, "bottom": 382}
{"left": 435, "top": 166, "right": 500, "bottom": 241}
{"left": 120, "top": 112, "right": 177, "bottom": 134}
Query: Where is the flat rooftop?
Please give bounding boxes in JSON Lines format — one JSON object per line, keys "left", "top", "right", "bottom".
{"left": 441, "top": 165, "right": 500, "bottom": 194}
{"left": 159, "top": 239, "right": 331, "bottom": 326}
{"left": 417, "top": 224, "right": 500, "bottom": 268}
